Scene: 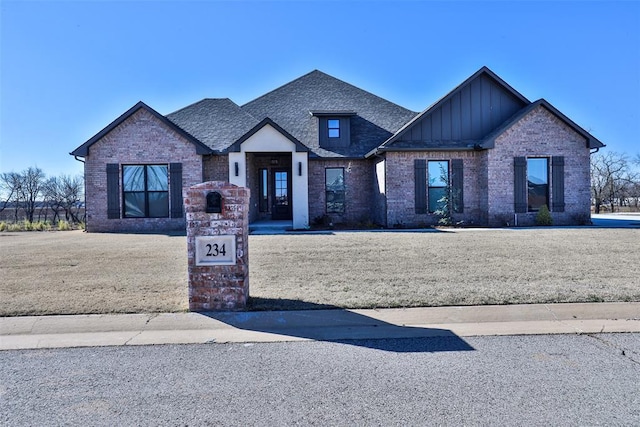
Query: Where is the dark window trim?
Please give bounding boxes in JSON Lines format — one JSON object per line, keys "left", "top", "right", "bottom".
{"left": 327, "top": 119, "right": 340, "bottom": 139}
{"left": 122, "top": 164, "right": 169, "bottom": 218}
{"left": 427, "top": 160, "right": 450, "bottom": 213}
{"left": 259, "top": 168, "right": 269, "bottom": 213}
{"left": 526, "top": 157, "right": 550, "bottom": 212}
{"left": 325, "top": 167, "right": 345, "bottom": 214}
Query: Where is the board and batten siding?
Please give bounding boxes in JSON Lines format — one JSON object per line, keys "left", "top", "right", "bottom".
{"left": 400, "top": 74, "right": 525, "bottom": 146}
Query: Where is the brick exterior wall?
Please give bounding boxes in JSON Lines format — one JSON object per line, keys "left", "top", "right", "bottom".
{"left": 84, "top": 109, "right": 203, "bottom": 232}
{"left": 486, "top": 106, "right": 591, "bottom": 226}
{"left": 203, "top": 155, "right": 229, "bottom": 182}
{"left": 308, "top": 159, "right": 374, "bottom": 225}
{"left": 185, "top": 182, "right": 249, "bottom": 311}
{"left": 384, "top": 151, "right": 485, "bottom": 227}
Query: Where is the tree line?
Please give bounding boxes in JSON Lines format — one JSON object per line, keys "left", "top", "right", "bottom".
{"left": 591, "top": 152, "right": 640, "bottom": 214}
{"left": 0, "top": 167, "right": 84, "bottom": 224}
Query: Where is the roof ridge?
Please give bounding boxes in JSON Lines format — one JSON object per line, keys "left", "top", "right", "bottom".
{"left": 167, "top": 97, "right": 238, "bottom": 117}
{"left": 240, "top": 69, "right": 324, "bottom": 108}
{"left": 241, "top": 69, "right": 415, "bottom": 114}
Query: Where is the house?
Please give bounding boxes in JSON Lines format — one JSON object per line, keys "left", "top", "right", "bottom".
{"left": 71, "top": 66, "right": 604, "bottom": 232}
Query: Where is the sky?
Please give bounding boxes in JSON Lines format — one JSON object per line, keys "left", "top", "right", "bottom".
{"left": 1, "top": 0, "right": 639, "bottom": 178}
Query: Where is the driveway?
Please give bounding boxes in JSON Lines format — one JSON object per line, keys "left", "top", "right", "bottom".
{"left": 591, "top": 213, "right": 640, "bottom": 228}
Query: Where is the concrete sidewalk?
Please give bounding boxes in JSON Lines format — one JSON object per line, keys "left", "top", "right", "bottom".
{"left": 1, "top": 302, "right": 638, "bottom": 350}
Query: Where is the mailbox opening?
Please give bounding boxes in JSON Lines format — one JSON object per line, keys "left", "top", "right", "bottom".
{"left": 206, "top": 191, "right": 223, "bottom": 213}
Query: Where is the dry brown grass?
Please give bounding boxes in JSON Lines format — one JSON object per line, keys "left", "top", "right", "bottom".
{"left": 1, "top": 228, "right": 638, "bottom": 316}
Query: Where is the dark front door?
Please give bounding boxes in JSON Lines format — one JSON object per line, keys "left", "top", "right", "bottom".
{"left": 272, "top": 169, "right": 292, "bottom": 220}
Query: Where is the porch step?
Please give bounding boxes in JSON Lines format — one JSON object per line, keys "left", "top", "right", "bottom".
{"left": 249, "top": 220, "right": 293, "bottom": 235}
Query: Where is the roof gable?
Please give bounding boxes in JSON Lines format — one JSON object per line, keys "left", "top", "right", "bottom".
{"left": 373, "top": 66, "right": 530, "bottom": 153}
{"left": 71, "top": 101, "right": 212, "bottom": 157}
{"left": 480, "top": 99, "right": 605, "bottom": 149}
{"left": 227, "top": 118, "right": 309, "bottom": 153}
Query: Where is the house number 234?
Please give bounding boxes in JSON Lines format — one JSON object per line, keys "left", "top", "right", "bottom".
{"left": 205, "top": 243, "right": 227, "bottom": 257}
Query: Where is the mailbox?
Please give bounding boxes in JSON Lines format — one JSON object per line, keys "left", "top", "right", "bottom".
{"left": 206, "top": 191, "right": 222, "bottom": 213}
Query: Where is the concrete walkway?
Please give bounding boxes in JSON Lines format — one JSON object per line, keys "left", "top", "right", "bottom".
{"left": 1, "top": 302, "right": 638, "bottom": 350}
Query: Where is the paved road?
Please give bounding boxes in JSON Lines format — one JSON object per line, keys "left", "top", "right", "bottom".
{"left": 2, "top": 333, "right": 638, "bottom": 426}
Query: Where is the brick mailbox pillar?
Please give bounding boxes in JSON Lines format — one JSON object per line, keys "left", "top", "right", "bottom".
{"left": 185, "top": 181, "right": 250, "bottom": 311}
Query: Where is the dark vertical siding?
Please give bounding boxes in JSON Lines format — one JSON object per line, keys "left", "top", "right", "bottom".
{"left": 451, "top": 92, "right": 461, "bottom": 140}
{"left": 514, "top": 157, "right": 527, "bottom": 213}
{"left": 441, "top": 100, "right": 452, "bottom": 140}
{"left": 169, "top": 163, "right": 183, "bottom": 218}
{"left": 106, "top": 163, "right": 120, "bottom": 219}
{"left": 414, "top": 159, "right": 427, "bottom": 214}
{"left": 396, "top": 74, "right": 527, "bottom": 146}
{"left": 551, "top": 156, "right": 565, "bottom": 212}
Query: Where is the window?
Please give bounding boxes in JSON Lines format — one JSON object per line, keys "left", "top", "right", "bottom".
{"left": 123, "top": 165, "right": 169, "bottom": 218}
{"left": 259, "top": 168, "right": 268, "bottom": 212}
{"left": 327, "top": 119, "right": 340, "bottom": 138}
{"left": 325, "top": 168, "right": 345, "bottom": 213}
{"left": 527, "top": 158, "right": 549, "bottom": 211}
{"left": 428, "top": 160, "right": 449, "bottom": 213}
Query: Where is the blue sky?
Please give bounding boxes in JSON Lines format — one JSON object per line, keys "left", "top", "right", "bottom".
{"left": 1, "top": 0, "right": 639, "bottom": 177}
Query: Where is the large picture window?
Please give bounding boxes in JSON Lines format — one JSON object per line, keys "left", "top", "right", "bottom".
{"left": 123, "top": 165, "right": 169, "bottom": 218}
{"left": 428, "top": 160, "right": 449, "bottom": 213}
{"left": 325, "top": 168, "right": 345, "bottom": 213}
{"left": 527, "top": 158, "right": 549, "bottom": 211}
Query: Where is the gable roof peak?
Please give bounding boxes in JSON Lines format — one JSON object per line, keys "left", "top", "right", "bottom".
{"left": 70, "top": 101, "right": 212, "bottom": 157}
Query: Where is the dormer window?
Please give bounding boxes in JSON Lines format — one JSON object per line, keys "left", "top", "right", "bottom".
{"left": 328, "top": 119, "right": 340, "bottom": 138}
{"left": 310, "top": 110, "right": 356, "bottom": 149}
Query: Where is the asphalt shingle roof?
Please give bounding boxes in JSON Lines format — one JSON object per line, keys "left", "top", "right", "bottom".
{"left": 166, "top": 98, "right": 259, "bottom": 153}
{"left": 240, "top": 70, "right": 417, "bottom": 158}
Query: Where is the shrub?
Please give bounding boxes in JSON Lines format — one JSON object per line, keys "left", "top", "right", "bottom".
{"left": 0, "top": 222, "right": 6, "bottom": 232}
{"left": 535, "top": 205, "right": 553, "bottom": 226}
{"left": 57, "top": 220, "right": 71, "bottom": 231}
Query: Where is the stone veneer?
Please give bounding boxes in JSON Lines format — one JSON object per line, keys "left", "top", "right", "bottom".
{"left": 83, "top": 109, "right": 203, "bottom": 232}
{"left": 185, "top": 181, "right": 249, "bottom": 311}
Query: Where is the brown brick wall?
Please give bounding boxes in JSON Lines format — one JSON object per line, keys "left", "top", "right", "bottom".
{"left": 203, "top": 155, "right": 229, "bottom": 182}
{"left": 308, "top": 159, "right": 374, "bottom": 225}
{"left": 84, "top": 109, "right": 203, "bottom": 232}
{"left": 486, "top": 105, "right": 591, "bottom": 226}
{"left": 185, "top": 181, "right": 249, "bottom": 311}
{"left": 384, "top": 151, "right": 485, "bottom": 227}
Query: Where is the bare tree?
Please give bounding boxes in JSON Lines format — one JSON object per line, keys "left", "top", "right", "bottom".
{"left": 591, "top": 152, "right": 636, "bottom": 213}
{"left": 0, "top": 171, "right": 25, "bottom": 221}
{"left": 59, "top": 174, "right": 84, "bottom": 222}
{"left": 17, "top": 167, "right": 45, "bottom": 223}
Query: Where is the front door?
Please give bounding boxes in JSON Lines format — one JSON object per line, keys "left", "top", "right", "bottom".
{"left": 272, "top": 169, "right": 292, "bottom": 220}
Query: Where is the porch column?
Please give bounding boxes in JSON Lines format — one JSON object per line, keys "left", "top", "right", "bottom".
{"left": 292, "top": 152, "right": 309, "bottom": 229}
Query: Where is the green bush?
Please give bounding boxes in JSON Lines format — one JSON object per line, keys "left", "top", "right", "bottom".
{"left": 535, "top": 204, "right": 553, "bottom": 226}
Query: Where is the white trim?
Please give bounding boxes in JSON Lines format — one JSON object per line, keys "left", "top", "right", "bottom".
{"left": 228, "top": 124, "right": 309, "bottom": 229}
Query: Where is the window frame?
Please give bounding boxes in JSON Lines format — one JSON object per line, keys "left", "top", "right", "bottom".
{"left": 122, "top": 164, "right": 169, "bottom": 218}
{"left": 259, "top": 168, "right": 269, "bottom": 212}
{"left": 427, "top": 160, "right": 449, "bottom": 213}
{"left": 327, "top": 119, "right": 340, "bottom": 139}
{"left": 526, "top": 157, "right": 549, "bottom": 212}
{"left": 325, "top": 167, "right": 345, "bottom": 214}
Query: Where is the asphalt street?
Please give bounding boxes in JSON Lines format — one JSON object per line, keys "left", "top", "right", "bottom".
{"left": 2, "top": 333, "right": 638, "bottom": 426}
